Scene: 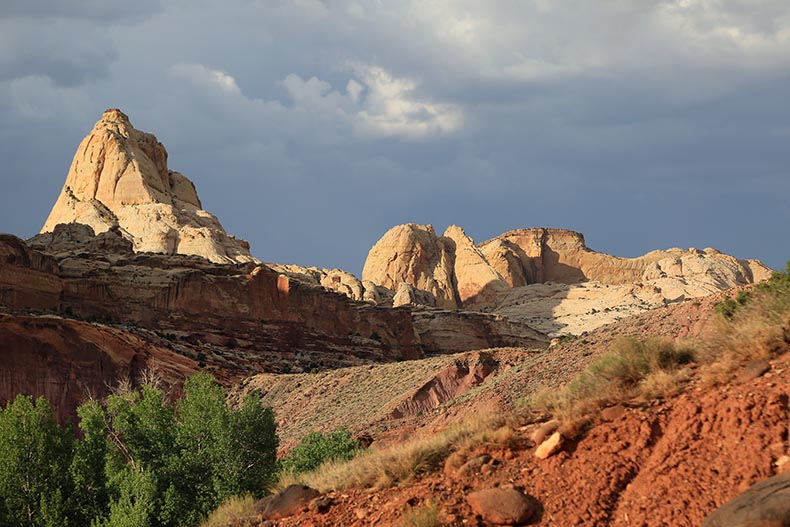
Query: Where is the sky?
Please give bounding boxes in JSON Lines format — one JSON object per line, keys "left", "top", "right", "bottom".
{"left": 1, "top": 0, "right": 788, "bottom": 274}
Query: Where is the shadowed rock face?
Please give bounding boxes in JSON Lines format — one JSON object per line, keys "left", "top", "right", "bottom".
{"left": 1, "top": 233, "right": 422, "bottom": 365}
{"left": 0, "top": 313, "right": 199, "bottom": 424}
{"left": 41, "top": 109, "right": 255, "bottom": 265}
{"left": 0, "top": 228, "right": 550, "bottom": 424}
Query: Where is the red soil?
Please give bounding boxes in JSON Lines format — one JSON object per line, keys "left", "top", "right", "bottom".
{"left": 265, "top": 349, "right": 789, "bottom": 527}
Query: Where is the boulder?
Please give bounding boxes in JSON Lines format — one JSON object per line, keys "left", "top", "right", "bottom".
{"left": 534, "top": 432, "right": 564, "bottom": 460}
{"left": 702, "top": 472, "right": 790, "bottom": 527}
{"left": 530, "top": 420, "right": 561, "bottom": 445}
{"left": 255, "top": 484, "right": 320, "bottom": 520}
{"left": 466, "top": 487, "right": 537, "bottom": 525}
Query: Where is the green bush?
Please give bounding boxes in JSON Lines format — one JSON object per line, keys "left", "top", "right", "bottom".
{"left": 280, "top": 428, "right": 361, "bottom": 475}
{"left": 715, "top": 296, "right": 739, "bottom": 319}
{"left": 714, "top": 263, "right": 790, "bottom": 320}
{"left": 0, "top": 372, "right": 279, "bottom": 527}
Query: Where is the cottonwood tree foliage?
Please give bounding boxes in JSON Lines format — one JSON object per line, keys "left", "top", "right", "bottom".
{"left": 0, "top": 372, "right": 278, "bottom": 527}
{"left": 280, "top": 427, "right": 361, "bottom": 475}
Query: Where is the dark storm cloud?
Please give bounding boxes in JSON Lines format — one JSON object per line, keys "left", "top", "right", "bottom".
{"left": 0, "top": 19, "right": 117, "bottom": 85}
{"left": 0, "top": 1, "right": 788, "bottom": 273}
{"left": 1, "top": 0, "right": 163, "bottom": 23}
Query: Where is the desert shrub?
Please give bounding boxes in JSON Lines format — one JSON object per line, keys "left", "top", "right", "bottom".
{"left": 280, "top": 428, "right": 361, "bottom": 475}
{"left": 715, "top": 296, "right": 739, "bottom": 319}
{"left": 280, "top": 417, "right": 505, "bottom": 492}
{"left": 531, "top": 337, "right": 695, "bottom": 433}
{"left": 399, "top": 502, "right": 440, "bottom": 527}
{"left": 199, "top": 495, "right": 255, "bottom": 527}
{"left": 702, "top": 261, "right": 790, "bottom": 370}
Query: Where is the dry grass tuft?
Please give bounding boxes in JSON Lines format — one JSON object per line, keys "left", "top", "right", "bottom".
{"left": 278, "top": 416, "right": 506, "bottom": 492}
{"left": 399, "top": 501, "right": 441, "bottom": 527}
{"left": 529, "top": 337, "right": 695, "bottom": 434}
{"left": 199, "top": 495, "right": 255, "bottom": 527}
{"left": 699, "top": 267, "right": 790, "bottom": 381}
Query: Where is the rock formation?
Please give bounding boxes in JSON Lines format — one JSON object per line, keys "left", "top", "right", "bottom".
{"left": 2, "top": 225, "right": 547, "bottom": 398}
{"left": 268, "top": 264, "right": 393, "bottom": 305}
{"left": 362, "top": 224, "right": 773, "bottom": 335}
{"left": 41, "top": 109, "right": 255, "bottom": 264}
{"left": 362, "top": 224, "right": 459, "bottom": 309}
{"left": 0, "top": 313, "right": 198, "bottom": 423}
{"left": 1, "top": 232, "right": 422, "bottom": 367}
{"left": 443, "top": 225, "right": 509, "bottom": 310}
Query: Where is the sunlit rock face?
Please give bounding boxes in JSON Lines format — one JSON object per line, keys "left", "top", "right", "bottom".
{"left": 41, "top": 109, "right": 256, "bottom": 265}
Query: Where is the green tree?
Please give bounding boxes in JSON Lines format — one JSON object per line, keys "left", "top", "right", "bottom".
{"left": 70, "top": 400, "right": 110, "bottom": 525}
{"left": 281, "top": 428, "right": 360, "bottom": 474}
{"left": 93, "top": 372, "right": 278, "bottom": 527}
{"left": 0, "top": 372, "right": 278, "bottom": 527}
{"left": 94, "top": 467, "right": 157, "bottom": 527}
{"left": 0, "top": 395, "right": 74, "bottom": 527}
{"left": 225, "top": 391, "right": 278, "bottom": 496}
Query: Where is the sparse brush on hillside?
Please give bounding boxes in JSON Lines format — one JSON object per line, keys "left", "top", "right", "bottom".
{"left": 199, "top": 495, "right": 255, "bottom": 527}
{"left": 278, "top": 416, "right": 509, "bottom": 492}
{"left": 399, "top": 501, "right": 441, "bottom": 527}
{"left": 530, "top": 337, "right": 695, "bottom": 435}
{"left": 703, "top": 262, "right": 790, "bottom": 376}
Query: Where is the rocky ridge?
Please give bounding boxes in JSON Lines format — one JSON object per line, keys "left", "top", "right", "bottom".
{"left": 1, "top": 227, "right": 546, "bottom": 421}
{"left": 234, "top": 285, "right": 730, "bottom": 451}
{"left": 35, "top": 110, "right": 771, "bottom": 339}
{"left": 362, "top": 223, "right": 772, "bottom": 335}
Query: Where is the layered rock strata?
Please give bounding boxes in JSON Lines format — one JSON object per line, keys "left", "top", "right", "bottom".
{"left": 1, "top": 227, "right": 547, "bottom": 416}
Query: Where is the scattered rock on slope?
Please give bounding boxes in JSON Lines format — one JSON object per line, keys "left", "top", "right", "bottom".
{"left": 465, "top": 487, "right": 538, "bottom": 525}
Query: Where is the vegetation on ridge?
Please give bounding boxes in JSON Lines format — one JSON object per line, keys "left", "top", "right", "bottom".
{"left": 530, "top": 337, "right": 695, "bottom": 434}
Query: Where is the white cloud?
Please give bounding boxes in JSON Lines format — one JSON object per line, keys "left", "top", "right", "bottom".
{"left": 169, "top": 63, "right": 241, "bottom": 95}
{"left": 166, "top": 60, "right": 461, "bottom": 147}
{"left": 350, "top": 64, "right": 462, "bottom": 138}
{"left": 280, "top": 65, "right": 462, "bottom": 139}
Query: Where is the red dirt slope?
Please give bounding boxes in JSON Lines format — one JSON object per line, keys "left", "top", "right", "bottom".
{"left": 269, "top": 350, "right": 789, "bottom": 527}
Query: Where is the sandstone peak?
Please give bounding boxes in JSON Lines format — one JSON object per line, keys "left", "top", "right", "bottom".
{"left": 101, "top": 107, "right": 131, "bottom": 123}
{"left": 41, "top": 110, "right": 255, "bottom": 264}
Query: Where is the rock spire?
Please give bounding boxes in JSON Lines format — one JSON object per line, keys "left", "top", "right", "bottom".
{"left": 41, "top": 109, "right": 256, "bottom": 264}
